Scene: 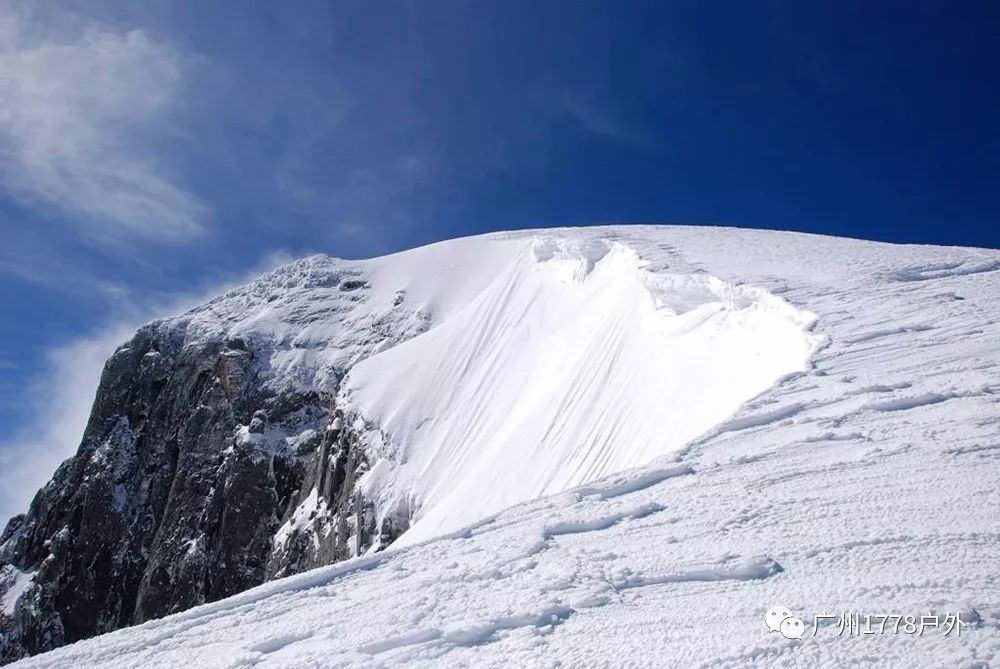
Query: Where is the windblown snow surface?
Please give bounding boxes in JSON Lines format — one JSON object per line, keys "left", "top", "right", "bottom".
{"left": 13, "top": 226, "right": 1000, "bottom": 668}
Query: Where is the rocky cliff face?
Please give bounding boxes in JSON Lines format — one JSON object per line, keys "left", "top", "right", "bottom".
{"left": 0, "top": 256, "right": 425, "bottom": 664}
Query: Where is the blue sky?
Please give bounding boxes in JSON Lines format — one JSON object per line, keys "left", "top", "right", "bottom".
{"left": 0, "top": 1, "right": 998, "bottom": 520}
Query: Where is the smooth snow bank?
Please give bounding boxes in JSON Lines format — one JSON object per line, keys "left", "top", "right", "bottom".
{"left": 342, "top": 235, "right": 823, "bottom": 545}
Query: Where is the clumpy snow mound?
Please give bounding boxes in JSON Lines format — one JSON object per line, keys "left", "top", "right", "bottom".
{"left": 345, "top": 236, "right": 822, "bottom": 545}
{"left": 14, "top": 225, "right": 1000, "bottom": 668}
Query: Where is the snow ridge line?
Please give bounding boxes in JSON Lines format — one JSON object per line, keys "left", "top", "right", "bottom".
{"left": 339, "top": 233, "right": 824, "bottom": 548}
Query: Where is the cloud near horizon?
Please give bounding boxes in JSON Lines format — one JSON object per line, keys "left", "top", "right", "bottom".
{"left": 0, "top": 251, "right": 299, "bottom": 529}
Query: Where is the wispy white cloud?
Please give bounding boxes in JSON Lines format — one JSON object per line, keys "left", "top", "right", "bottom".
{"left": 0, "top": 321, "right": 136, "bottom": 527}
{"left": 0, "top": 251, "right": 297, "bottom": 528}
{"left": 0, "top": 221, "right": 134, "bottom": 302}
{"left": 557, "top": 91, "right": 649, "bottom": 147}
{"left": 0, "top": 5, "right": 207, "bottom": 244}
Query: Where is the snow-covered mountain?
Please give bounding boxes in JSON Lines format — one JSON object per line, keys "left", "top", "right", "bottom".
{"left": 341, "top": 235, "right": 822, "bottom": 547}
{"left": 3, "top": 225, "right": 999, "bottom": 667}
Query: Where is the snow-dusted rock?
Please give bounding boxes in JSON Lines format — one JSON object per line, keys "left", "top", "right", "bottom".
{"left": 0, "top": 256, "right": 430, "bottom": 662}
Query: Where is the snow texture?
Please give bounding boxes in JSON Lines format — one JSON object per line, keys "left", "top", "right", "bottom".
{"left": 0, "top": 566, "right": 34, "bottom": 617}
{"left": 10, "top": 225, "right": 1000, "bottom": 668}
{"left": 344, "top": 236, "right": 822, "bottom": 545}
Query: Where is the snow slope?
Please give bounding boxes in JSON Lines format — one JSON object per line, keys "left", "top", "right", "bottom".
{"left": 344, "top": 236, "right": 822, "bottom": 545}
{"left": 12, "top": 225, "right": 1000, "bottom": 668}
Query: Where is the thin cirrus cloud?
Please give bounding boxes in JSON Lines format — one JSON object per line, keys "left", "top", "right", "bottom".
{"left": 0, "top": 7, "right": 207, "bottom": 244}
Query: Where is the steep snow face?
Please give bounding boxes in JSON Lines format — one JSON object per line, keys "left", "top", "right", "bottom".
{"left": 343, "top": 236, "right": 823, "bottom": 545}
{"left": 17, "top": 225, "right": 999, "bottom": 669}
{"left": 167, "top": 234, "right": 530, "bottom": 404}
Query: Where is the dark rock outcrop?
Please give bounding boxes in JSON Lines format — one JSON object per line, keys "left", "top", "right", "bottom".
{"left": 0, "top": 256, "right": 423, "bottom": 664}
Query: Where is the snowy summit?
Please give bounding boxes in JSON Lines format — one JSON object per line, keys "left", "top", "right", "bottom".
{"left": 2, "top": 225, "right": 999, "bottom": 668}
